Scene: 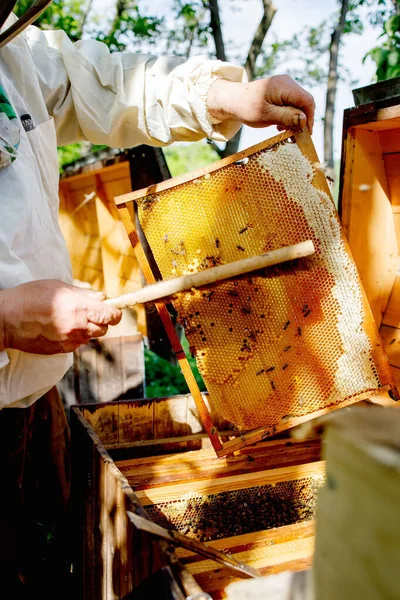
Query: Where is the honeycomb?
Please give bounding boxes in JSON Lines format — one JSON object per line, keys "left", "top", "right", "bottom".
{"left": 135, "top": 130, "right": 395, "bottom": 432}
{"left": 144, "top": 475, "right": 324, "bottom": 541}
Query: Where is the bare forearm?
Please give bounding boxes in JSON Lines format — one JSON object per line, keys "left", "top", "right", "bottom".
{"left": 207, "top": 75, "right": 315, "bottom": 133}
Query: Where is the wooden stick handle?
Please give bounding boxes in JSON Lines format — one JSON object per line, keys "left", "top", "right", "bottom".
{"left": 106, "top": 240, "right": 315, "bottom": 310}
{"left": 126, "top": 511, "right": 262, "bottom": 579}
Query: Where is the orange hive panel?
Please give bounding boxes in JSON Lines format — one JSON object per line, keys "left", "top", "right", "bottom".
{"left": 135, "top": 130, "right": 397, "bottom": 433}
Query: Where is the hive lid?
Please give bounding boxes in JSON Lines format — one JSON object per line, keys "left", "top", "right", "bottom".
{"left": 114, "top": 128, "right": 398, "bottom": 457}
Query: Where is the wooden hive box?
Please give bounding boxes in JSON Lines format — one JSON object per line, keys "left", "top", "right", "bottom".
{"left": 71, "top": 394, "right": 324, "bottom": 599}
{"left": 339, "top": 89, "right": 400, "bottom": 391}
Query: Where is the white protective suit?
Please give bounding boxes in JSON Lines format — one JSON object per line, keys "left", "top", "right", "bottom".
{"left": 0, "top": 14, "right": 246, "bottom": 409}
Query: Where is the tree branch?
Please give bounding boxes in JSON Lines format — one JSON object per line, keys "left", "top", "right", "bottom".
{"left": 108, "top": 0, "right": 128, "bottom": 38}
{"left": 78, "top": 0, "right": 94, "bottom": 37}
{"left": 206, "top": 138, "right": 224, "bottom": 158}
{"left": 207, "top": 0, "right": 226, "bottom": 61}
{"left": 244, "top": 0, "right": 277, "bottom": 81}
{"left": 221, "top": 0, "right": 276, "bottom": 158}
{"left": 324, "top": 0, "right": 349, "bottom": 171}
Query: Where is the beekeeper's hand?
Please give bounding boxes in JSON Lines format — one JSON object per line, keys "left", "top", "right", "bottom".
{"left": 0, "top": 280, "right": 121, "bottom": 355}
{"left": 207, "top": 75, "right": 315, "bottom": 134}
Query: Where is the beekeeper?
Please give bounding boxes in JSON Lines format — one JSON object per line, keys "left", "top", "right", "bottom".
{"left": 0, "top": 1, "right": 315, "bottom": 595}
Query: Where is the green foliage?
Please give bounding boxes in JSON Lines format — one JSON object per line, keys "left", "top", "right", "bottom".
{"left": 57, "top": 142, "right": 85, "bottom": 168}
{"left": 144, "top": 336, "right": 206, "bottom": 398}
{"left": 96, "top": 2, "right": 163, "bottom": 52}
{"left": 164, "top": 141, "right": 219, "bottom": 176}
{"left": 14, "top": 0, "right": 85, "bottom": 40}
{"left": 366, "top": 10, "right": 400, "bottom": 80}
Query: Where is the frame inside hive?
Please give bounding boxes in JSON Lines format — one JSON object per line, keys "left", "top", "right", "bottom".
{"left": 114, "top": 128, "right": 398, "bottom": 457}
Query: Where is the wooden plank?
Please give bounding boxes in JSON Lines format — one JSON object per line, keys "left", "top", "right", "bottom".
{"left": 61, "top": 160, "right": 130, "bottom": 186}
{"left": 383, "top": 153, "right": 400, "bottom": 205}
{"left": 339, "top": 127, "right": 398, "bottom": 327}
{"left": 393, "top": 212, "right": 400, "bottom": 254}
{"left": 153, "top": 395, "right": 190, "bottom": 439}
{"left": 95, "top": 174, "right": 143, "bottom": 300}
{"left": 135, "top": 461, "right": 325, "bottom": 505}
{"left": 97, "top": 337, "right": 123, "bottom": 403}
{"left": 356, "top": 113, "right": 400, "bottom": 131}
{"left": 392, "top": 365, "right": 400, "bottom": 389}
{"left": 117, "top": 439, "right": 321, "bottom": 489}
{"left": 82, "top": 403, "right": 119, "bottom": 446}
{"left": 177, "top": 521, "right": 315, "bottom": 596}
{"left": 382, "top": 274, "right": 400, "bottom": 328}
{"left": 215, "top": 385, "right": 396, "bottom": 457}
{"left": 118, "top": 400, "right": 154, "bottom": 445}
{"left": 176, "top": 520, "right": 315, "bottom": 559}
{"left": 115, "top": 130, "right": 295, "bottom": 205}
{"left": 380, "top": 325, "right": 400, "bottom": 368}
{"left": 75, "top": 342, "right": 99, "bottom": 404}
{"left": 120, "top": 335, "right": 145, "bottom": 399}
{"left": 70, "top": 406, "right": 170, "bottom": 598}
{"left": 379, "top": 128, "right": 400, "bottom": 154}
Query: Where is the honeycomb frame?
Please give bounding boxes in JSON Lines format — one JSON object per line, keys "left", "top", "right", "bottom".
{"left": 114, "top": 128, "right": 398, "bottom": 457}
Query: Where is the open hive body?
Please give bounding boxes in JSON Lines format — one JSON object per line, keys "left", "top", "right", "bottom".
{"left": 71, "top": 397, "right": 324, "bottom": 599}
{"left": 340, "top": 97, "right": 400, "bottom": 391}
{"left": 115, "top": 129, "right": 397, "bottom": 454}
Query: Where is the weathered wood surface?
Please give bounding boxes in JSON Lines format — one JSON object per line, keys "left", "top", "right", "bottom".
{"left": 177, "top": 521, "right": 315, "bottom": 598}
{"left": 80, "top": 393, "right": 231, "bottom": 449}
{"left": 133, "top": 461, "right": 325, "bottom": 506}
{"left": 313, "top": 408, "right": 400, "bottom": 600}
{"left": 70, "top": 406, "right": 170, "bottom": 598}
{"left": 73, "top": 334, "right": 145, "bottom": 404}
{"left": 339, "top": 96, "right": 400, "bottom": 402}
{"left": 339, "top": 127, "right": 398, "bottom": 327}
{"left": 71, "top": 399, "right": 325, "bottom": 599}
{"left": 117, "top": 438, "right": 322, "bottom": 489}
{"left": 127, "top": 511, "right": 262, "bottom": 579}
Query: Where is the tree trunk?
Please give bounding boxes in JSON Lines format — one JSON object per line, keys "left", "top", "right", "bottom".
{"left": 108, "top": 0, "right": 128, "bottom": 38}
{"left": 324, "top": 0, "right": 349, "bottom": 172}
{"left": 220, "top": 0, "right": 276, "bottom": 158}
{"left": 208, "top": 0, "right": 226, "bottom": 61}
{"left": 78, "top": 0, "right": 94, "bottom": 38}
{"left": 244, "top": 0, "right": 276, "bottom": 81}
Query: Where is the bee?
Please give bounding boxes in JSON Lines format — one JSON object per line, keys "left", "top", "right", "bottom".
{"left": 239, "top": 223, "right": 253, "bottom": 234}
{"left": 236, "top": 245, "right": 245, "bottom": 251}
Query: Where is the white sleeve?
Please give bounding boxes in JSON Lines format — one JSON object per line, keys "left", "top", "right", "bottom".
{"left": 26, "top": 27, "right": 247, "bottom": 148}
{"left": 0, "top": 351, "right": 9, "bottom": 370}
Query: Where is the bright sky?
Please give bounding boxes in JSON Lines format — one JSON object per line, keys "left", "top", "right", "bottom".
{"left": 95, "top": 0, "right": 381, "bottom": 162}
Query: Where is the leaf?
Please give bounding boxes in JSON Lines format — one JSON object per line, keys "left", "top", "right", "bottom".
{"left": 384, "top": 14, "right": 400, "bottom": 37}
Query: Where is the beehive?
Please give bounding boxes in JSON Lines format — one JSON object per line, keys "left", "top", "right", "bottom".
{"left": 339, "top": 94, "right": 400, "bottom": 392}
{"left": 115, "top": 129, "right": 398, "bottom": 454}
{"left": 71, "top": 394, "right": 324, "bottom": 599}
